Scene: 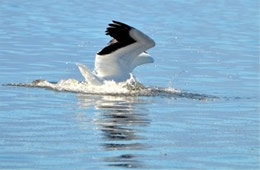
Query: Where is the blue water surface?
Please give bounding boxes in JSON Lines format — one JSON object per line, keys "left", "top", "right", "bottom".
{"left": 0, "top": 0, "right": 259, "bottom": 169}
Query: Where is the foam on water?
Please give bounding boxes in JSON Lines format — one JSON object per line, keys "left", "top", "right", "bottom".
{"left": 5, "top": 76, "right": 218, "bottom": 101}
{"left": 6, "top": 77, "right": 174, "bottom": 95}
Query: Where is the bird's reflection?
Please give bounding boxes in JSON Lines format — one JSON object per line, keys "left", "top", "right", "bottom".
{"left": 76, "top": 94, "right": 150, "bottom": 168}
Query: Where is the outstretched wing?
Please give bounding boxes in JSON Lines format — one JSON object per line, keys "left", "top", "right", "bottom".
{"left": 97, "top": 20, "right": 136, "bottom": 55}
{"left": 94, "top": 20, "right": 155, "bottom": 81}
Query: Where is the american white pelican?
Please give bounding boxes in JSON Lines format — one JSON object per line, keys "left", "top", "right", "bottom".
{"left": 77, "top": 20, "right": 155, "bottom": 85}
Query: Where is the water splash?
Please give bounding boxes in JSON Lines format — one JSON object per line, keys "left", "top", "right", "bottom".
{"left": 4, "top": 76, "right": 218, "bottom": 101}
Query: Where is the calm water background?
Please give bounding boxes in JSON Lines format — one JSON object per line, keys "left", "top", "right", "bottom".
{"left": 0, "top": 0, "right": 259, "bottom": 169}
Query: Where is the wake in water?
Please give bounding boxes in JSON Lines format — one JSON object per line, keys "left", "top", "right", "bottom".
{"left": 5, "top": 74, "right": 217, "bottom": 101}
{"left": 6, "top": 77, "right": 177, "bottom": 96}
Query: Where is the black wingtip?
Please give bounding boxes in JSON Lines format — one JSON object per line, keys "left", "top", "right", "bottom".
{"left": 111, "top": 20, "right": 132, "bottom": 29}
{"left": 112, "top": 20, "right": 118, "bottom": 23}
{"left": 98, "top": 20, "right": 136, "bottom": 55}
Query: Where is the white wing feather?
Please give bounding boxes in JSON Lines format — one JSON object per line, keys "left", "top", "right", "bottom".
{"left": 94, "top": 28, "right": 155, "bottom": 81}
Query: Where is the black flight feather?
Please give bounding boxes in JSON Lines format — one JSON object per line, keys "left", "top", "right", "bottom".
{"left": 97, "top": 20, "right": 136, "bottom": 55}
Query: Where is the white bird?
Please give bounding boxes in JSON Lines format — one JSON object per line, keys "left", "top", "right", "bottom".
{"left": 77, "top": 20, "right": 155, "bottom": 85}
